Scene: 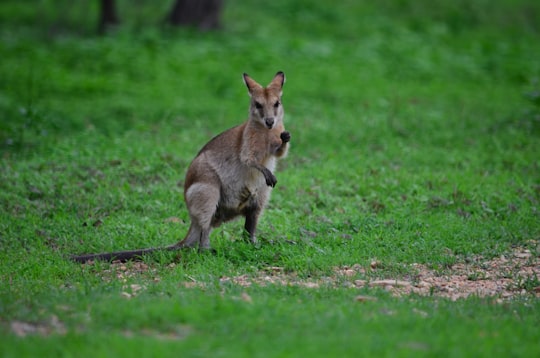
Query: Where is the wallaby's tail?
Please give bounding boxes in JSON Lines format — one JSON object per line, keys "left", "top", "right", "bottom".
{"left": 70, "top": 245, "right": 182, "bottom": 263}
{"left": 70, "top": 224, "right": 199, "bottom": 263}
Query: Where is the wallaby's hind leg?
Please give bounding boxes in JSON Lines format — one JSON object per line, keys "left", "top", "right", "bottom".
{"left": 198, "top": 228, "right": 212, "bottom": 250}
{"left": 244, "top": 206, "right": 262, "bottom": 244}
{"left": 171, "top": 223, "right": 212, "bottom": 253}
{"left": 244, "top": 189, "right": 270, "bottom": 245}
{"left": 183, "top": 182, "right": 220, "bottom": 250}
{"left": 172, "top": 223, "right": 200, "bottom": 249}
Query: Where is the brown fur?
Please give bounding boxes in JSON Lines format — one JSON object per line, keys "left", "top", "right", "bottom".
{"left": 71, "top": 72, "right": 289, "bottom": 262}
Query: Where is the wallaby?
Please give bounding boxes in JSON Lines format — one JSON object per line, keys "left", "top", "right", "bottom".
{"left": 71, "top": 71, "right": 290, "bottom": 263}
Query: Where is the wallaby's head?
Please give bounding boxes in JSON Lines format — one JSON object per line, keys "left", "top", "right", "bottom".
{"left": 243, "top": 71, "right": 285, "bottom": 129}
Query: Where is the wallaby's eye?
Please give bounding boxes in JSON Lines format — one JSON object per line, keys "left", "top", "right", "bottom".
{"left": 274, "top": 101, "right": 280, "bottom": 108}
{"left": 255, "top": 102, "right": 263, "bottom": 110}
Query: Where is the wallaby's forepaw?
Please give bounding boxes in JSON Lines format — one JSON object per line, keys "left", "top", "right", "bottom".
{"left": 280, "top": 131, "right": 291, "bottom": 143}
{"left": 262, "top": 168, "right": 277, "bottom": 187}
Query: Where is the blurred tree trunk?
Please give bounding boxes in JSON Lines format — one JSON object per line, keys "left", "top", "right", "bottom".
{"left": 99, "top": 0, "right": 120, "bottom": 34}
{"left": 168, "top": 0, "right": 223, "bottom": 30}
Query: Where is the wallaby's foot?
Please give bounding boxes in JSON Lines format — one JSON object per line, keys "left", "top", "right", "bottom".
{"left": 280, "top": 131, "right": 291, "bottom": 143}
{"left": 242, "top": 230, "right": 261, "bottom": 249}
{"left": 198, "top": 247, "right": 217, "bottom": 255}
{"left": 251, "top": 238, "right": 262, "bottom": 249}
{"left": 243, "top": 230, "right": 258, "bottom": 244}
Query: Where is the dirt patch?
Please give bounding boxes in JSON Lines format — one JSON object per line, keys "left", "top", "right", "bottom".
{"left": 88, "top": 243, "right": 539, "bottom": 301}
{"left": 9, "top": 244, "right": 537, "bottom": 337}
{"left": 385, "top": 247, "right": 540, "bottom": 301}
{"left": 219, "top": 244, "right": 540, "bottom": 301}
{"left": 9, "top": 315, "right": 67, "bottom": 337}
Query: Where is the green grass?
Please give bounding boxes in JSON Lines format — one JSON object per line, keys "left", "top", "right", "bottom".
{"left": 1, "top": 0, "right": 540, "bottom": 356}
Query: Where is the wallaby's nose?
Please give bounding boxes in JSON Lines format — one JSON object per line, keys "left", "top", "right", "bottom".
{"left": 265, "top": 117, "right": 274, "bottom": 128}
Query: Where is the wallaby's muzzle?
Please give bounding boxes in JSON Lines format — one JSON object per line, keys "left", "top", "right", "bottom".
{"left": 265, "top": 117, "right": 274, "bottom": 128}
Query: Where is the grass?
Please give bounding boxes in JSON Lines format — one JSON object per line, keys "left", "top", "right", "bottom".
{"left": 1, "top": 0, "right": 540, "bottom": 356}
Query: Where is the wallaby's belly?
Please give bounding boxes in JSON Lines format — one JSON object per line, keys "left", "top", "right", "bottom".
{"left": 213, "top": 156, "right": 275, "bottom": 219}
{"left": 219, "top": 164, "right": 266, "bottom": 208}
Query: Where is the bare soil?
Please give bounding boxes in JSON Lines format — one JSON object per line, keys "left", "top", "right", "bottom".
{"left": 217, "top": 244, "right": 540, "bottom": 301}
{"left": 8, "top": 243, "right": 539, "bottom": 337}
{"left": 92, "top": 242, "right": 539, "bottom": 302}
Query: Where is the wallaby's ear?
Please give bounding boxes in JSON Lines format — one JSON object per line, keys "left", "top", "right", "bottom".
{"left": 268, "top": 71, "right": 285, "bottom": 96}
{"left": 243, "top": 73, "right": 262, "bottom": 96}
{"left": 268, "top": 71, "right": 285, "bottom": 89}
